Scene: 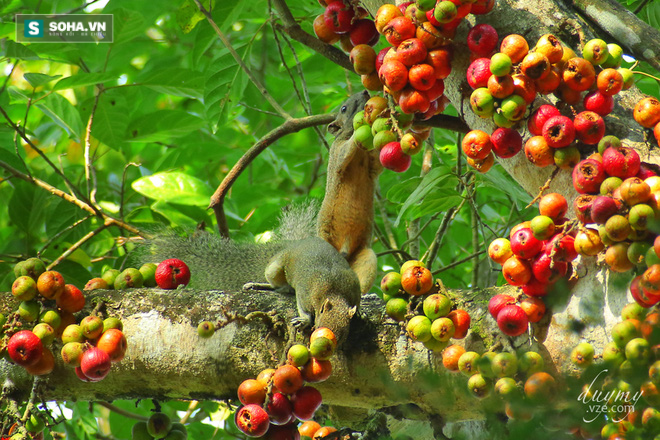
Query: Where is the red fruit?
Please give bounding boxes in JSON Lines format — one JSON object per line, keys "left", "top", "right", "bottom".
{"left": 466, "top": 58, "right": 491, "bottom": 89}
{"left": 236, "top": 404, "right": 271, "bottom": 437}
{"left": 313, "top": 15, "right": 339, "bottom": 44}
{"left": 520, "top": 297, "right": 546, "bottom": 323}
{"left": 490, "top": 127, "right": 523, "bottom": 159}
{"left": 467, "top": 24, "right": 498, "bottom": 57}
{"left": 497, "top": 305, "right": 529, "bottom": 337}
{"left": 426, "top": 48, "right": 453, "bottom": 80}
{"left": 408, "top": 64, "right": 436, "bottom": 91}
{"left": 521, "top": 278, "right": 549, "bottom": 297}
{"left": 292, "top": 386, "right": 323, "bottom": 421}
{"left": 471, "top": 0, "right": 495, "bottom": 14}
{"left": 510, "top": 227, "right": 543, "bottom": 259}
{"left": 80, "top": 347, "right": 112, "bottom": 381}
{"left": 375, "top": 47, "right": 390, "bottom": 73}
{"left": 590, "top": 195, "right": 620, "bottom": 224}
{"left": 96, "top": 328, "right": 128, "bottom": 362}
{"left": 527, "top": 105, "right": 560, "bottom": 136}
{"left": 7, "top": 330, "right": 43, "bottom": 367}
{"left": 273, "top": 364, "right": 304, "bottom": 395}
{"left": 383, "top": 16, "right": 416, "bottom": 47}
{"left": 447, "top": 309, "right": 471, "bottom": 339}
{"left": 396, "top": 38, "right": 427, "bottom": 67}
{"left": 75, "top": 366, "right": 93, "bottom": 382}
{"left": 512, "top": 73, "right": 537, "bottom": 104}
{"left": 573, "top": 194, "right": 596, "bottom": 224}
{"left": 488, "top": 294, "right": 516, "bottom": 319}
{"left": 380, "top": 142, "right": 412, "bottom": 172}
{"left": 502, "top": 256, "right": 532, "bottom": 286}
{"left": 424, "top": 79, "right": 445, "bottom": 102}
{"left": 56, "top": 284, "right": 86, "bottom": 313}
{"left": 602, "top": 147, "right": 641, "bottom": 179}
{"left": 323, "top": 1, "right": 355, "bottom": 35}
{"left": 542, "top": 115, "right": 575, "bottom": 148}
{"left": 267, "top": 392, "right": 294, "bottom": 425}
{"left": 638, "top": 163, "right": 657, "bottom": 179}
{"left": 631, "top": 276, "right": 656, "bottom": 308}
{"left": 538, "top": 192, "right": 567, "bottom": 220}
{"left": 379, "top": 60, "right": 408, "bottom": 92}
{"left": 155, "top": 258, "right": 191, "bottom": 289}
{"left": 572, "top": 159, "right": 607, "bottom": 194}
{"left": 531, "top": 252, "right": 567, "bottom": 284}
{"left": 634, "top": 97, "right": 660, "bottom": 128}
{"left": 349, "top": 19, "right": 378, "bottom": 46}
{"left": 584, "top": 90, "right": 614, "bottom": 116}
{"left": 574, "top": 111, "right": 605, "bottom": 145}
{"left": 265, "top": 423, "right": 301, "bottom": 440}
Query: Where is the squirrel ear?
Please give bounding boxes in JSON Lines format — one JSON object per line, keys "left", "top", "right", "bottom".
{"left": 348, "top": 305, "right": 357, "bottom": 319}
{"left": 320, "top": 298, "right": 333, "bottom": 314}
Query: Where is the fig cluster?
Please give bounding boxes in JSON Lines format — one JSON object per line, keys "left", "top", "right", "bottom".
{"left": 233, "top": 327, "right": 336, "bottom": 438}
{"left": 85, "top": 258, "right": 190, "bottom": 291}
{"left": 380, "top": 259, "right": 471, "bottom": 352}
{"left": 3, "top": 258, "right": 126, "bottom": 382}
{"left": 568, "top": 302, "right": 660, "bottom": 438}
{"left": 132, "top": 412, "right": 188, "bottom": 440}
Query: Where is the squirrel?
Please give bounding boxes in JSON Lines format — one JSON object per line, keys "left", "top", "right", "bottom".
{"left": 319, "top": 89, "right": 382, "bottom": 294}
{"left": 137, "top": 92, "right": 373, "bottom": 344}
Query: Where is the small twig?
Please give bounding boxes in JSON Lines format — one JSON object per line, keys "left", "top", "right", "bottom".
{"left": 94, "top": 402, "right": 149, "bottom": 421}
{"left": 525, "top": 167, "right": 560, "bottom": 209}
{"left": 194, "top": 0, "right": 290, "bottom": 119}
{"left": 39, "top": 215, "right": 94, "bottom": 256}
{"left": 433, "top": 250, "right": 487, "bottom": 275}
{"left": 84, "top": 90, "right": 103, "bottom": 197}
{"left": 424, "top": 198, "right": 467, "bottom": 269}
{"left": 0, "top": 60, "right": 18, "bottom": 95}
{"left": 47, "top": 222, "right": 110, "bottom": 270}
{"left": 120, "top": 163, "right": 140, "bottom": 220}
{"left": 179, "top": 401, "right": 198, "bottom": 424}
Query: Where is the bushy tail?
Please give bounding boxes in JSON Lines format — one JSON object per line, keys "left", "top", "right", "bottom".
{"left": 275, "top": 199, "right": 319, "bottom": 241}
{"left": 135, "top": 229, "right": 284, "bottom": 290}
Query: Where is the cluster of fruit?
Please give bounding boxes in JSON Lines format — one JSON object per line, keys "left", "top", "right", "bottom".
{"left": 313, "top": 1, "right": 378, "bottom": 55}
{"left": 568, "top": 302, "right": 660, "bottom": 437}
{"left": 487, "top": 193, "right": 574, "bottom": 328}
{"left": 232, "top": 328, "right": 336, "bottom": 438}
{"left": 380, "top": 259, "right": 471, "bottom": 352}
{"left": 464, "top": 28, "right": 632, "bottom": 172}
{"left": 85, "top": 258, "right": 191, "bottom": 291}
{"left": 132, "top": 412, "right": 188, "bottom": 440}
{"left": 3, "top": 258, "right": 125, "bottom": 383}
{"left": 633, "top": 96, "right": 660, "bottom": 145}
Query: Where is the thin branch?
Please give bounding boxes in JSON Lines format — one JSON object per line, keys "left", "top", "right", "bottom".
{"left": 193, "top": 0, "right": 291, "bottom": 119}
{"left": 271, "top": 0, "right": 354, "bottom": 72}
{"left": 209, "top": 113, "right": 336, "bottom": 237}
{"left": 433, "top": 249, "right": 487, "bottom": 275}
{"left": 415, "top": 114, "right": 470, "bottom": 133}
{"left": 93, "top": 402, "right": 149, "bottom": 422}
{"left": 633, "top": 0, "right": 651, "bottom": 14}
{"left": 47, "top": 223, "right": 110, "bottom": 270}
{"left": 40, "top": 214, "right": 94, "bottom": 256}
{"left": 0, "top": 60, "right": 18, "bottom": 95}
{"left": 84, "top": 90, "right": 103, "bottom": 197}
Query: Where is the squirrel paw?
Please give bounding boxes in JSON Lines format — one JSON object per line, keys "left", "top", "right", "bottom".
{"left": 291, "top": 316, "right": 312, "bottom": 330}
{"left": 242, "top": 282, "right": 274, "bottom": 291}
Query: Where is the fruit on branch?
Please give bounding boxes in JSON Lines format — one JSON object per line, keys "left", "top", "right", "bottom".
{"left": 97, "top": 328, "right": 128, "bottom": 362}
{"left": 114, "top": 267, "right": 144, "bottom": 289}
{"left": 236, "top": 404, "right": 270, "bottom": 438}
{"left": 155, "top": 258, "right": 191, "bottom": 289}
{"left": 447, "top": 309, "right": 471, "bottom": 339}
{"left": 267, "top": 392, "right": 294, "bottom": 425}
{"left": 542, "top": 115, "right": 575, "bottom": 148}
{"left": 56, "top": 284, "right": 85, "bottom": 313}
{"left": 12, "top": 276, "right": 38, "bottom": 301}
{"left": 492, "top": 351, "right": 518, "bottom": 377}
{"left": 524, "top": 372, "right": 556, "bottom": 402}
{"left": 570, "top": 342, "right": 595, "bottom": 368}
{"left": 80, "top": 347, "right": 112, "bottom": 381}
{"left": 490, "top": 127, "right": 522, "bottom": 158}
{"left": 36, "top": 270, "right": 65, "bottom": 300}
{"left": 582, "top": 38, "right": 609, "bottom": 65}
{"left": 80, "top": 315, "right": 104, "bottom": 340}
{"left": 563, "top": 57, "right": 596, "bottom": 91}
{"left": 273, "top": 365, "right": 304, "bottom": 395}
{"left": 572, "top": 159, "right": 606, "bottom": 194}
{"left": 292, "top": 386, "right": 323, "bottom": 421}
{"left": 324, "top": 1, "right": 355, "bottom": 34}
{"left": 442, "top": 344, "right": 466, "bottom": 371}
{"left": 496, "top": 304, "right": 529, "bottom": 337}
{"left": 574, "top": 111, "right": 605, "bottom": 145}
{"left": 584, "top": 90, "right": 614, "bottom": 116}
{"left": 406, "top": 315, "right": 433, "bottom": 342}
{"left": 8, "top": 330, "right": 43, "bottom": 367}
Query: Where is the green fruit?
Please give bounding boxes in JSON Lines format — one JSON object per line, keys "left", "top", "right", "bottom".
{"left": 163, "top": 431, "right": 186, "bottom": 440}
{"left": 147, "top": 413, "right": 172, "bottom": 439}
{"left": 490, "top": 53, "right": 513, "bottom": 76}
{"left": 629, "top": 204, "right": 655, "bottom": 231}
{"left": 601, "top": 43, "right": 623, "bottom": 68}
{"left": 25, "top": 413, "right": 45, "bottom": 433}
{"left": 430, "top": 317, "right": 455, "bottom": 341}
{"left": 18, "top": 300, "right": 41, "bottom": 322}
{"left": 647, "top": 246, "right": 660, "bottom": 267}
{"left": 494, "top": 377, "right": 519, "bottom": 401}
{"left": 197, "top": 321, "right": 215, "bottom": 338}
{"left": 582, "top": 38, "right": 609, "bottom": 65}
{"left": 627, "top": 240, "right": 650, "bottom": 267}
{"left": 492, "top": 352, "right": 518, "bottom": 378}
{"left": 373, "top": 130, "right": 397, "bottom": 150}
{"left": 15, "top": 257, "right": 46, "bottom": 280}
{"left": 406, "top": 315, "right": 432, "bottom": 342}
{"left": 493, "top": 109, "right": 515, "bottom": 128}
{"left": 650, "top": 360, "right": 660, "bottom": 386}
{"left": 470, "top": 88, "right": 495, "bottom": 118}
{"left": 381, "top": 272, "right": 403, "bottom": 297}
{"left": 625, "top": 337, "right": 651, "bottom": 366}
{"left": 423, "top": 294, "right": 451, "bottom": 320}
{"left": 476, "top": 351, "right": 497, "bottom": 378}
{"left": 518, "top": 351, "right": 544, "bottom": 376}
{"left": 467, "top": 373, "right": 490, "bottom": 398}
{"left": 39, "top": 309, "right": 62, "bottom": 330}
{"left": 416, "top": 0, "right": 436, "bottom": 12}
{"left": 612, "top": 320, "right": 641, "bottom": 348}
{"left": 622, "top": 302, "right": 648, "bottom": 321}
{"left": 395, "top": 107, "right": 414, "bottom": 129}
{"left": 433, "top": 0, "right": 457, "bottom": 23}
{"left": 101, "top": 268, "right": 121, "bottom": 286}
{"left": 140, "top": 263, "right": 158, "bottom": 287}
{"left": 618, "top": 67, "right": 634, "bottom": 90}
{"left": 309, "top": 336, "right": 335, "bottom": 360}
{"left": 530, "top": 215, "right": 555, "bottom": 241}
{"left": 0, "top": 313, "right": 5, "bottom": 334}
{"left": 598, "top": 135, "right": 622, "bottom": 155}
{"left": 61, "top": 341, "right": 85, "bottom": 367}
{"left": 353, "top": 110, "right": 366, "bottom": 130}
{"left": 62, "top": 324, "right": 85, "bottom": 344}
{"left": 602, "top": 341, "right": 625, "bottom": 369}
{"left": 354, "top": 124, "right": 374, "bottom": 150}
{"left": 458, "top": 351, "right": 481, "bottom": 376}
{"left": 600, "top": 176, "right": 623, "bottom": 195}
{"left": 386, "top": 297, "right": 408, "bottom": 322}
{"left": 371, "top": 117, "right": 393, "bottom": 136}
{"left": 170, "top": 422, "right": 187, "bottom": 436}
{"left": 499, "top": 94, "right": 527, "bottom": 121}
{"left": 80, "top": 315, "right": 104, "bottom": 340}
{"left": 287, "top": 344, "right": 310, "bottom": 367}
{"left": 554, "top": 146, "right": 581, "bottom": 170}
{"left": 103, "top": 317, "right": 124, "bottom": 332}
{"left": 423, "top": 337, "right": 449, "bottom": 352}
{"left": 32, "top": 323, "right": 55, "bottom": 346}
{"left": 114, "top": 268, "right": 144, "bottom": 289}
{"left": 570, "top": 342, "right": 595, "bottom": 368}
{"left": 132, "top": 421, "right": 154, "bottom": 440}
{"left": 12, "top": 276, "right": 38, "bottom": 301}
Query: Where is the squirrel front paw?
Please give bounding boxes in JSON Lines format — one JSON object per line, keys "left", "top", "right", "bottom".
{"left": 242, "top": 282, "right": 274, "bottom": 291}
{"left": 291, "top": 316, "right": 312, "bottom": 330}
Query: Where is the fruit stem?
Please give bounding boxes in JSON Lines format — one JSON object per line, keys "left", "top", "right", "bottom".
{"left": 631, "top": 70, "right": 660, "bottom": 83}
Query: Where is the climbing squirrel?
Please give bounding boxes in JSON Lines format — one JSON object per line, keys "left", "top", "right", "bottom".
{"left": 319, "top": 89, "right": 382, "bottom": 294}
{"left": 139, "top": 92, "right": 374, "bottom": 344}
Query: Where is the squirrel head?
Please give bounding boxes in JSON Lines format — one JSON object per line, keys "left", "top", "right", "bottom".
{"left": 327, "top": 90, "right": 370, "bottom": 138}
{"left": 317, "top": 297, "right": 358, "bottom": 346}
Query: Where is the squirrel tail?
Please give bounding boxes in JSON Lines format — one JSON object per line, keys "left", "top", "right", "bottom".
{"left": 275, "top": 199, "right": 319, "bottom": 241}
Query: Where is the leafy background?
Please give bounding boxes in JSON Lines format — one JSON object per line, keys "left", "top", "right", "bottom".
{"left": 0, "top": 0, "right": 659, "bottom": 437}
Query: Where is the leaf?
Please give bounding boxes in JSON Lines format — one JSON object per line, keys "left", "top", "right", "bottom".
{"left": 90, "top": 92, "right": 130, "bottom": 148}
{"left": 409, "top": 192, "right": 463, "bottom": 219}
{"left": 111, "top": 7, "right": 146, "bottom": 44}
{"left": 34, "top": 93, "right": 84, "bottom": 141}
{"left": 126, "top": 110, "right": 205, "bottom": 143}
{"left": 3, "top": 40, "right": 40, "bottom": 60}
{"left": 646, "top": 1, "right": 660, "bottom": 28}
{"left": 393, "top": 167, "right": 459, "bottom": 226}
{"left": 478, "top": 165, "right": 533, "bottom": 209}
{"left": 23, "top": 73, "right": 61, "bottom": 88}
{"left": 132, "top": 171, "right": 213, "bottom": 206}
{"left": 140, "top": 68, "right": 205, "bottom": 99}
{"left": 176, "top": 0, "right": 206, "bottom": 33}
{"left": 8, "top": 181, "right": 48, "bottom": 235}
{"left": 53, "top": 72, "right": 118, "bottom": 91}
{"left": 204, "top": 47, "right": 249, "bottom": 132}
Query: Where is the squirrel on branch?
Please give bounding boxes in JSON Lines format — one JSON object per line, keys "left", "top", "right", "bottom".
{"left": 139, "top": 91, "right": 378, "bottom": 344}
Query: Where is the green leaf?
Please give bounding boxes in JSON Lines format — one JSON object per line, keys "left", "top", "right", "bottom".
{"left": 176, "top": 0, "right": 206, "bottom": 33}
{"left": 90, "top": 92, "right": 130, "bottom": 148}
{"left": 140, "top": 68, "right": 205, "bottom": 99}
{"left": 204, "top": 48, "right": 248, "bottom": 132}
{"left": 392, "top": 167, "right": 458, "bottom": 226}
{"left": 3, "top": 40, "right": 40, "bottom": 60}
{"left": 126, "top": 110, "right": 205, "bottom": 143}
{"left": 8, "top": 181, "right": 48, "bottom": 235}
{"left": 34, "top": 93, "right": 84, "bottom": 141}
{"left": 53, "top": 72, "right": 118, "bottom": 91}
{"left": 23, "top": 73, "right": 61, "bottom": 88}
{"left": 111, "top": 7, "right": 146, "bottom": 44}
{"left": 478, "top": 165, "right": 533, "bottom": 209}
{"left": 132, "top": 171, "right": 213, "bottom": 206}
{"left": 646, "top": 2, "right": 660, "bottom": 28}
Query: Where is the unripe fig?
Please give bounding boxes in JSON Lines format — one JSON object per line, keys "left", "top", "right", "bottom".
{"left": 423, "top": 294, "right": 451, "bottom": 320}
{"left": 406, "top": 315, "right": 432, "bottom": 342}
{"left": 458, "top": 351, "right": 481, "bottom": 376}
{"left": 467, "top": 373, "right": 490, "bottom": 399}
{"left": 570, "top": 342, "right": 595, "bottom": 368}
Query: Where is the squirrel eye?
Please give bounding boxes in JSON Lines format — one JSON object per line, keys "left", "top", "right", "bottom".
{"left": 341, "top": 105, "right": 347, "bottom": 113}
